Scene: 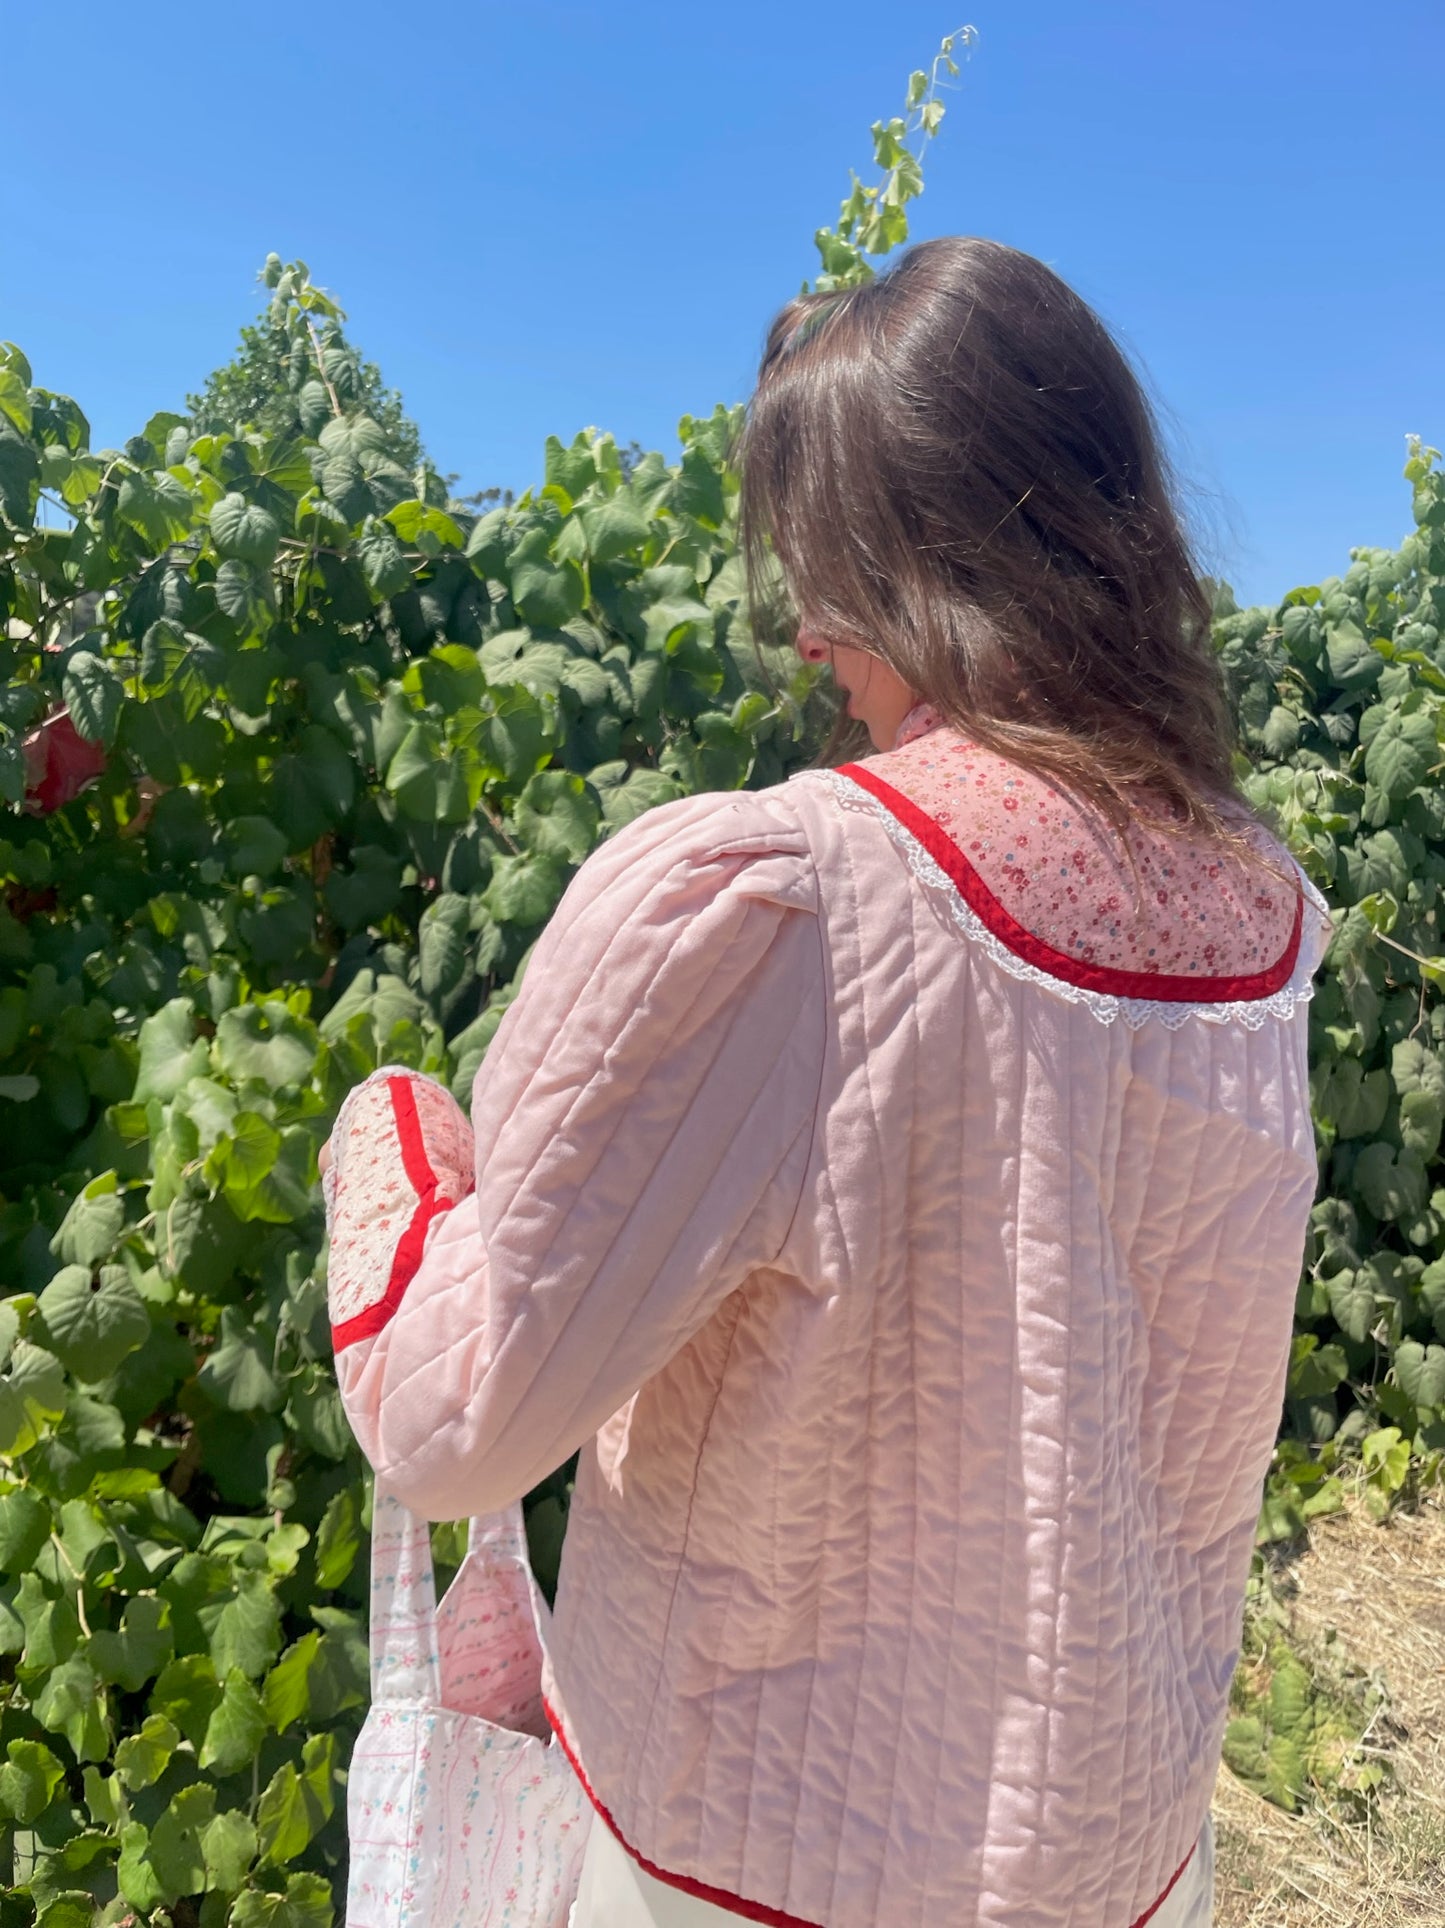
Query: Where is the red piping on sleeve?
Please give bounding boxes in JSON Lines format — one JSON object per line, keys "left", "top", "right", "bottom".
{"left": 544, "top": 1695, "right": 1196, "bottom": 1928}
{"left": 839, "top": 761, "right": 1303, "bottom": 1003}
{"left": 331, "top": 1076, "right": 454, "bottom": 1352}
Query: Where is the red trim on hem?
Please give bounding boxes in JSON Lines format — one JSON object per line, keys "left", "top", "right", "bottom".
{"left": 545, "top": 1694, "right": 1198, "bottom": 1928}
{"left": 544, "top": 1696, "right": 823, "bottom": 1927}
{"left": 331, "top": 1077, "right": 454, "bottom": 1352}
{"left": 838, "top": 761, "right": 1303, "bottom": 1003}
{"left": 1129, "top": 1841, "right": 1197, "bottom": 1928}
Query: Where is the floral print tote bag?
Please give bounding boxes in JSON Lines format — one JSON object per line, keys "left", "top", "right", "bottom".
{"left": 345, "top": 1485, "right": 592, "bottom": 1928}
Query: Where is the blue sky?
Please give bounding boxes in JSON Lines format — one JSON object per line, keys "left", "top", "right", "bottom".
{"left": 4, "top": 0, "right": 1441, "bottom": 608}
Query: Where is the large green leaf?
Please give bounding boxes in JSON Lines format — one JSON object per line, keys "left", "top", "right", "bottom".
{"left": 140, "top": 618, "right": 227, "bottom": 722}
{"left": 386, "top": 499, "right": 465, "bottom": 549}
{"left": 210, "top": 491, "right": 282, "bottom": 567}
{"left": 0, "top": 1738, "right": 65, "bottom": 1824}
{"left": 1324, "top": 619, "right": 1382, "bottom": 690}
{"left": 482, "top": 851, "right": 568, "bottom": 927}
{"left": 49, "top": 1169, "right": 126, "bottom": 1267}
{"left": 1362, "top": 704, "right": 1437, "bottom": 799}
{"left": 357, "top": 518, "right": 412, "bottom": 601}
{"left": 148, "top": 1656, "right": 219, "bottom": 1749}
{"left": 511, "top": 555, "right": 585, "bottom": 628}
{"left": 313, "top": 1486, "right": 362, "bottom": 1589}
{"left": 215, "top": 557, "right": 275, "bottom": 636}
{"left": 0, "top": 424, "right": 39, "bottom": 527}
{"left": 199, "top": 1666, "right": 269, "bottom": 1774}
{"left": 512, "top": 769, "right": 601, "bottom": 863}
{"left": 418, "top": 893, "right": 471, "bottom": 999}
{"left": 33, "top": 1653, "right": 111, "bottom": 1760}
{"left": 117, "top": 469, "right": 194, "bottom": 546}
{"left": 63, "top": 651, "right": 125, "bottom": 747}
{"left": 0, "top": 366, "right": 32, "bottom": 434}
{"left": 149, "top": 1782, "right": 215, "bottom": 1904}
{"left": 115, "top": 1713, "right": 180, "bottom": 1790}
{"left": 1326, "top": 1269, "right": 1375, "bottom": 1344}
{"left": 1394, "top": 1338, "right": 1445, "bottom": 1410}
{"left": 90, "top": 1595, "right": 174, "bottom": 1693}
{"left": 197, "top": 1306, "right": 284, "bottom": 1413}
{"left": 0, "top": 1485, "right": 51, "bottom": 1569}
{"left": 256, "top": 1733, "right": 335, "bottom": 1867}
{"left": 35, "top": 1264, "right": 149, "bottom": 1381}
{"left": 578, "top": 493, "right": 650, "bottom": 562}
{"left": 200, "top": 1572, "right": 283, "bottom": 1679}
{"left": 214, "top": 1002, "right": 318, "bottom": 1089}
{"left": 201, "top": 1806, "right": 258, "bottom": 1893}
{"left": 1354, "top": 1140, "right": 1429, "bottom": 1222}
{"left": 1315, "top": 1057, "right": 1389, "bottom": 1140}
{"left": 230, "top": 1872, "right": 333, "bottom": 1928}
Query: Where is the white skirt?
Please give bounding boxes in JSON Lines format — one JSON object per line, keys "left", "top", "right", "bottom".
{"left": 569, "top": 1805, "right": 1216, "bottom": 1926}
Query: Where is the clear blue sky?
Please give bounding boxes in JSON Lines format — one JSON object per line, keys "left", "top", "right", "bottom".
{"left": 4, "top": 1, "right": 1441, "bottom": 608}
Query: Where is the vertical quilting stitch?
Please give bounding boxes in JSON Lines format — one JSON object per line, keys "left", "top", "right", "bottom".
{"left": 919, "top": 936, "right": 990, "bottom": 1913}
{"left": 977, "top": 961, "right": 1032, "bottom": 1912}
{"left": 816, "top": 804, "right": 890, "bottom": 1928}
{"left": 511, "top": 913, "right": 799, "bottom": 1474}
{"left": 1069, "top": 1031, "right": 1132, "bottom": 1926}
{"left": 872, "top": 864, "right": 928, "bottom": 1924}
{"left": 1034, "top": 993, "right": 1088, "bottom": 1923}
{"left": 772, "top": 788, "right": 860, "bottom": 1921}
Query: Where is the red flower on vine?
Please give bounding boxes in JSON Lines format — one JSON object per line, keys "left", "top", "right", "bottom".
{"left": 21, "top": 709, "right": 107, "bottom": 815}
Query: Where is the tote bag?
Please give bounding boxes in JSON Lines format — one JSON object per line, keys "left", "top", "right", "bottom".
{"left": 345, "top": 1485, "right": 592, "bottom": 1928}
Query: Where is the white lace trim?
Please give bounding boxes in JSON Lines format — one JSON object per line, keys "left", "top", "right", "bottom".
{"left": 795, "top": 768, "right": 1331, "bottom": 1031}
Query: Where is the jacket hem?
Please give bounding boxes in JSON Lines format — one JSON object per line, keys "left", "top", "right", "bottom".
{"left": 544, "top": 1695, "right": 824, "bottom": 1926}
{"left": 543, "top": 1695, "right": 1198, "bottom": 1928}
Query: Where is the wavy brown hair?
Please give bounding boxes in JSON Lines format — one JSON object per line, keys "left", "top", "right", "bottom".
{"left": 738, "top": 236, "right": 1260, "bottom": 852}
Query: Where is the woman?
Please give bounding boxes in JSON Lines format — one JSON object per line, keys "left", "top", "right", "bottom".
{"left": 321, "top": 237, "right": 1331, "bottom": 1927}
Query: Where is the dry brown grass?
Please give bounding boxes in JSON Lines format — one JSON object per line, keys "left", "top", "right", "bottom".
{"left": 1210, "top": 1490, "right": 1445, "bottom": 1926}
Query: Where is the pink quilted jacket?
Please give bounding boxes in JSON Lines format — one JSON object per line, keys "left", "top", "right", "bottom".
{"left": 326, "top": 707, "right": 1332, "bottom": 1928}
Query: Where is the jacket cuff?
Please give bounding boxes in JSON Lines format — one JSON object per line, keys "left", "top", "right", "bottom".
{"left": 323, "top": 1067, "right": 476, "bottom": 1351}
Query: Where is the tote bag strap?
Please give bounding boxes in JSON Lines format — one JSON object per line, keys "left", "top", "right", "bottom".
{"left": 465, "top": 1506, "right": 529, "bottom": 1563}
{"left": 465, "top": 1503, "right": 560, "bottom": 1654}
{"left": 368, "top": 1483, "right": 442, "bottom": 1704}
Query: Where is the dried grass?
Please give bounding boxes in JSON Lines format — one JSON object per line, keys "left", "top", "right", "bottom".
{"left": 1210, "top": 1490, "right": 1445, "bottom": 1926}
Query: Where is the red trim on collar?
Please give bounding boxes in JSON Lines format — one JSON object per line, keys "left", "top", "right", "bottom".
{"left": 331, "top": 1076, "right": 455, "bottom": 1352}
{"left": 839, "top": 761, "right": 1303, "bottom": 1004}
{"left": 545, "top": 1694, "right": 1198, "bottom": 1928}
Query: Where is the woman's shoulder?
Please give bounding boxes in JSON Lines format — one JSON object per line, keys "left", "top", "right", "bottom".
{"left": 600, "top": 779, "right": 813, "bottom": 867}
{"left": 825, "top": 726, "right": 1323, "bottom": 997}
{"left": 576, "top": 780, "right": 819, "bottom": 920}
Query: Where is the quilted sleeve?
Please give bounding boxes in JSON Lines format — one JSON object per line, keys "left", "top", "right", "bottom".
{"left": 325, "top": 786, "right": 825, "bottom": 1521}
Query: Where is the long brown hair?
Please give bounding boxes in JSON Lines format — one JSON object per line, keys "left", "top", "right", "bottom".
{"left": 737, "top": 236, "right": 1258, "bottom": 852}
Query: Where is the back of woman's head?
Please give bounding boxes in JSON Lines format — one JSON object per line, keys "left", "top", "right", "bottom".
{"left": 738, "top": 236, "right": 1243, "bottom": 841}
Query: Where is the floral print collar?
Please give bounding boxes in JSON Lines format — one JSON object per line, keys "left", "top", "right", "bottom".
{"left": 890, "top": 700, "right": 946, "bottom": 750}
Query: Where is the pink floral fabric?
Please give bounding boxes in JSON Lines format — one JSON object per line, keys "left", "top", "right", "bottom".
{"left": 882, "top": 702, "right": 1299, "bottom": 981}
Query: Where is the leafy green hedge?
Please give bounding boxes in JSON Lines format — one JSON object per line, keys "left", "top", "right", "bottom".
{"left": 1217, "top": 439, "right": 1445, "bottom": 1533}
